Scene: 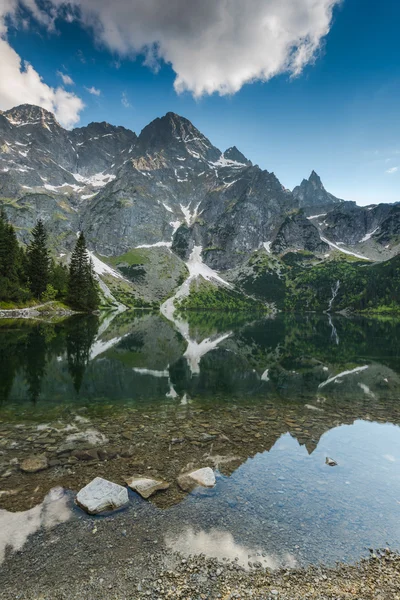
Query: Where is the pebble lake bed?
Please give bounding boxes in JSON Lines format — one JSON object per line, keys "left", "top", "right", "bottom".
{"left": 1, "top": 311, "right": 400, "bottom": 598}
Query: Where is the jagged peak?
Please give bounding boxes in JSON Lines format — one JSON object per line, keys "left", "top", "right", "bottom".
{"left": 223, "top": 146, "right": 252, "bottom": 166}
{"left": 308, "top": 170, "right": 323, "bottom": 186}
{"left": 73, "top": 120, "right": 137, "bottom": 137}
{"left": 4, "top": 104, "right": 60, "bottom": 128}
{"left": 139, "top": 112, "right": 204, "bottom": 144}
{"left": 137, "top": 111, "right": 220, "bottom": 161}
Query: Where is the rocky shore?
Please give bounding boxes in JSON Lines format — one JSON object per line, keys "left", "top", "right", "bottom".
{"left": 2, "top": 396, "right": 400, "bottom": 513}
{"left": 0, "top": 301, "right": 76, "bottom": 320}
{"left": 1, "top": 523, "right": 399, "bottom": 600}
{"left": 1, "top": 378, "right": 400, "bottom": 598}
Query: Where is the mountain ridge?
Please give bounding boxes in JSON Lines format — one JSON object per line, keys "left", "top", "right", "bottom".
{"left": 1, "top": 103, "right": 399, "bottom": 313}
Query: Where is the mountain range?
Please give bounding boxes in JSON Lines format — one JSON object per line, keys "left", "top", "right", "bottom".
{"left": 1, "top": 104, "right": 399, "bottom": 313}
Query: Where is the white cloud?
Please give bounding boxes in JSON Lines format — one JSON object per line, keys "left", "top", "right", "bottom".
{"left": 386, "top": 166, "right": 398, "bottom": 174}
{"left": 121, "top": 91, "right": 131, "bottom": 108}
{"left": 26, "top": 0, "right": 341, "bottom": 97}
{"left": 57, "top": 71, "right": 74, "bottom": 85}
{"left": 85, "top": 86, "right": 101, "bottom": 96}
{"left": 0, "top": 2, "right": 83, "bottom": 128}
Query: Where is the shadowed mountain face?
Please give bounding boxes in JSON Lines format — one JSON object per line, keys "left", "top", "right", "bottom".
{"left": 1, "top": 104, "right": 398, "bottom": 271}
{"left": 292, "top": 170, "right": 344, "bottom": 214}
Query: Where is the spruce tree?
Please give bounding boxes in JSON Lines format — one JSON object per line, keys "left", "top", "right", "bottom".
{"left": 0, "top": 208, "right": 26, "bottom": 302}
{"left": 26, "top": 219, "right": 50, "bottom": 298}
{"left": 67, "top": 233, "right": 100, "bottom": 311}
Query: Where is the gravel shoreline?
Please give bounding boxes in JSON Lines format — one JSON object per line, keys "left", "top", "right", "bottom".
{"left": 1, "top": 545, "right": 399, "bottom": 599}
{"left": 1, "top": 486, "right": 399, "bottom": 600}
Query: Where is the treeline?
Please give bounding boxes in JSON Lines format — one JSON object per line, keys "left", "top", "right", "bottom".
{"left": 0, "top": 209, "right": 99, "bottom": 312}
{"left": 286, "top": 254, "right": 400, "bottom": 313}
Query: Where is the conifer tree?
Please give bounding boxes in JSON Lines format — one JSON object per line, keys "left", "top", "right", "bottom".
{"left": 26, "top": 219, "right": 50, "bottom": 298}
{"left": 0, "top": 208, "right": 26, "bottom": 302}
{"left": 67, "top": 232, "right": 100, "bottom": 311}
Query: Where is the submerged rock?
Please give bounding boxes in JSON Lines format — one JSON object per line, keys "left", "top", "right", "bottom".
{"left": 125, "top": 475, "right": 170, "bottom": 499}
{"left": 177, "top": 467, "right": 216, "bottom": 492}
{"left": 76, "top": 477, "right": 129, "bottom": 514}
{"left": 20, "top": 455, "right": 48, "bottom": 473}
{"left": 71, "top": 449, "right": 99, "bottom": 461}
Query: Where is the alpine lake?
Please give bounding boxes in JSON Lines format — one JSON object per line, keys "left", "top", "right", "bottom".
{"left": 1, "top": 309, "right": 400, "bottom": 582}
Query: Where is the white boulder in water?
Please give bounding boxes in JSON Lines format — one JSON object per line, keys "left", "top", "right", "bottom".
{"left": 125, "top": 475, "right": 170, "bottom": 499}
{"left": 177, "top": 467, "right": 216, "bottom": 492}
{"left": 76, "top": 477, "right": 129, "bottom": 514}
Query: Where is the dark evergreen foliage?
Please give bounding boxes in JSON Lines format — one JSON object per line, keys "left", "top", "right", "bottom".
{"left": 0, "top": 208, "right": 29, "bottom": 302}
{"left": 67, "top": 232, "right": 100, "bottom": 312}
{"left": 49, "top": 259, "right": 69, "bottom": 299}
{"left": 26, "top": 219, "right": 50, "bottom": 298}
{"left": 0, "top": 209, "right": 73, "bottom": 306}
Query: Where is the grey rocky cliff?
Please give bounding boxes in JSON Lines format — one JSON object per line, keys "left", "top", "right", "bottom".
{"left": 271, "top": 211, "right": 329, "bottom": 254}
{"left": 293, "top": 170, "right": 344, "bottom": 215}
{"left": 0, "top": 103, "right": 399, "bottom": 281}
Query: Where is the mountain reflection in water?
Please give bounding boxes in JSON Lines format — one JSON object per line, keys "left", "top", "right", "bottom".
{"left": 1, "top": 311, "right": 400, "bottom": 406}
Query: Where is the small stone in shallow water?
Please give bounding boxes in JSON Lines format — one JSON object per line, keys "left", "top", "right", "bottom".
{"left": 20, "top": 455, "right": 48, "bottom": 473}
{"left": 76, "top": 477, "right": 129, "bottom": 514}
{"left": 326, "top": 457, "right": 338, "bottom": 466}
{"left": 125, "top": 475, "right": 170, "bottom": 499}
{"left": 71, "top": 449, "right": 99, "bottom": 461}
{"left": 177, "top": 467, "right": 216, "bottom": 492}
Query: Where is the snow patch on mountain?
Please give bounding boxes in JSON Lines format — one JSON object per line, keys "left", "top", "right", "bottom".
{"left": 320, "top": 236, "right": 371, "bottom": 261}
{"left": 137, "top": 241, "right": 172, "bottom": 249}
{"left": 307, "top": 213, "right": 327, "bottom": 220}
{"left": 263, "top": 242, "right": 272, "bottom": 253}
{"left": 180, "top": 202, "right": 201, "bottom": 226}
{"left": 73, "top": 172, "right": 116, "bottom": 187}
{"left": 209, "top": 154, "right": 247, "bottom": 169}
{"left": 360, "top": 227, "right": 379, "bottom": 243}
{"left": 87, "top": 251, "right": 124, "bottom": 280}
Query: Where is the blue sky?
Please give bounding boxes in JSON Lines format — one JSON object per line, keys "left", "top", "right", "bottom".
{"left": 2, "top": 0, "right": 400, "bottom": 205}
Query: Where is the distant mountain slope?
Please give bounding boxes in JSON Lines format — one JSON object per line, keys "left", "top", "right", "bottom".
{"left": 0, "top": 103, "right": 399, "bottom": 311}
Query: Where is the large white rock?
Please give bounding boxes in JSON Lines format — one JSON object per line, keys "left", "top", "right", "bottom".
{"left": 125, "top": 475, "right": 169, "bottom": 499}
{"left": 177, "top": 467, "right": 216, "bottom": 492}
{"left": 76, "top": 477, "right": 129, "bottom": 514}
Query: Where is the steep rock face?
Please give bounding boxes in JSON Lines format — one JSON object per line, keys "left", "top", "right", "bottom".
{"left": 271, "top": 211, "right": 329, "bottom": 254}
{"left": 1, "top": 193, "right": 78, "bottom": 251}
{"left": 0, "top": 103, "right": 398, "bottom": 278}
{"left": 223, "top": 146, "right": 252, "bottom": 166}
{"left": 136, "top": 112, "right": 220, "bottom": 163}
{"left": 80, "top": 112, "right": 295, "bottom": 264}
{"left": 319, "top": 203, "right": 392, "bottom": 245}
{"left": 293, "top": 171, "right": 343, "bottom": 215}
{"left": 375, "top": 205, "right": 400, "bottom": 247}
{"left": 188, "top": 167, "right": 297, "bottom": 269}
{"left": 0, "top": 105, "right": 118, "bottom": 194}
{"left": 70, "top": 121, "right": 137, "bottom": 176}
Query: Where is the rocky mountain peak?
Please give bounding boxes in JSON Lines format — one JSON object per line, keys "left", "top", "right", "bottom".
{"left": 308, "top": 170, "right": 323, "bottom": 186}
{"left": 137, "top": 112, "right": 220, "bottom": 161}
{"left": 223, "top": 146, "right": 252, "bottom": 166}
{"left": 3, "top": 104, "right": 61, "bottom": 129}
{"left": 293, "top": 170, "right": 343, "bottom": 213}
{"left": 138, "top": 112, "right": 194, "bottom": 147}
